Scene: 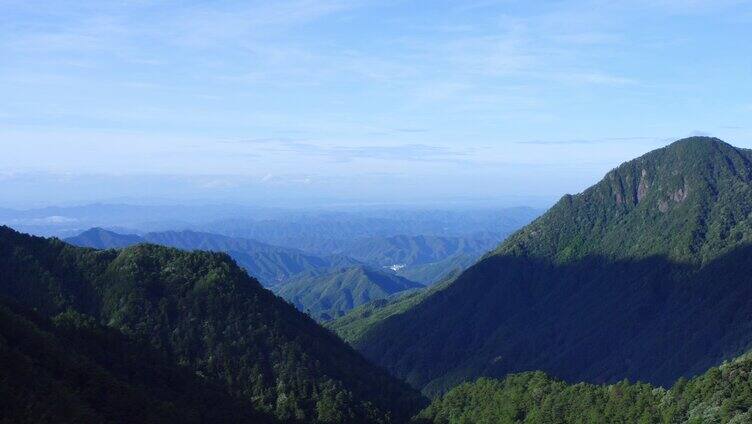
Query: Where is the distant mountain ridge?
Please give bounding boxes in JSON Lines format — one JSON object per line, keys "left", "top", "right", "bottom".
{"left": 274, "top": 265, "right": 424, "bottom": 321}
{"left": 336, "top": 233, "right": 499, "bottom": 266}
{"left": 341, "top": 137, "right": 752, "bottom": 396}
{"left": 201, "top": 207, "right": 541, "bottom": 256}
{"left": 66, "top": 228, "right": 490, "bottom": 320}
{"left": 66, "top": 227, "right": 144, "bottom": 249}
{"left": 67, "top": 228, "right": 357, "bottom": 286}
{"left": 0, "top": 226, "right": 426, "bottom": 422}
{"left": 333, "top": 233, "right": 500, "bottom": 285}
{"left": 67, "top": 228, "right": 510, "bottom": 289}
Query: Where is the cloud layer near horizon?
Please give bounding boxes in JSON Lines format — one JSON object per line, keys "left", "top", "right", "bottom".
{"left": 1, "top": 0, "right": 751, "bottom": 207}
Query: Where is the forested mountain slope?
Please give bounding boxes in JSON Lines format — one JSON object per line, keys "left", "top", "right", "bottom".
{"left": 417, "top": 352, "right": 752, "bottom": 423}
{"left": 346, "top": 137, "right": 752, "bottom": 396}
{"left": 327, "top": 271, "right": 458, "bottom": 345}
{"left": 334, "top": 234, "right": 500, "bottom": 285}
{"left": 66, "top": 227, "right": 144, "bottom": 249}
{"left": 0, "top": 298, "right": 271, "bottom": 423}
{"left": 66, "top": 229, "right": 356, "bottom": 286}
{"left": 0, "top": 226, "right": 425, "bottom": 423}
{"left": 275, "top": 265, "right": 423, "bottom": 321}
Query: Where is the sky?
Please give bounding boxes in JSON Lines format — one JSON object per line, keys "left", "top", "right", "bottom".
{"left": 1, "top": 0, "right": 751, "bottom": 209}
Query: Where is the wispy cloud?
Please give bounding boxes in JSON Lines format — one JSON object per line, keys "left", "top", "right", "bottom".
{"left": 519, "top": 137, "right": 659, "bottom": 145}
{"left": 231, "top": 138, "right": 468, "bottom": 163}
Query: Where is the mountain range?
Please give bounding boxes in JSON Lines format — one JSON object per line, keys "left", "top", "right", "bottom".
{"left": 200, "top": 208, "right": 540, "bottom": 256}
{"left": 8, "top": 136, "right": 752, "bottom": 422}
{"left": 66, "top": 228, "right": 504, "bottom": 318}
{"left": 67, "top": 228, "right": 357, "bottom": 286}
{"left": 68, "top": 228, "right": 510, "bottom": 287}
{"left": 330, "top": 234, "right": 499, "bottom": 285}
{"left": 335, "top": 137, "right": 752, "bottom": 397}
{"left": 274, "top": 265, "right": 424, "bottom": 321}
{"left": 0, "top": 226, "right": 425, "bottom": 422}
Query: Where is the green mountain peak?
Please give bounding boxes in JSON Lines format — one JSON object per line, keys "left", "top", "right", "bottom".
{"left": 497, "top": 136, "right": 752, "bottom": 264}
{"left": 342, "top": 138, "right": 752, "bottom": 397}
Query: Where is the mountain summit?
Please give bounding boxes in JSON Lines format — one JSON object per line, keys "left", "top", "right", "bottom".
{"left": 500, "top": 136, "right": 752, "bottom": 263}
{"left": 344, "top": 137, "right": 752, "bottom": 396}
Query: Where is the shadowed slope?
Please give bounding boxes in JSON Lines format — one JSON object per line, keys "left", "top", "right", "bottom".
{"left": 345, "top": 137, "right": 752, "bottom": 396}
{"left": 0, "top": 226, "right": 426, "bottom": 423}
{"left": 0, "top": 298, "right": 272, "bottom": 423}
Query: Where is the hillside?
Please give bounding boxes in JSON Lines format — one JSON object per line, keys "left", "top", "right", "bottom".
{"left": 394, "top": 254, "right": 477, "bottom": 285}
{"left": 0, "top": 226, "right": 426, "bottom": 423}
{"left": 340, "top": 234, "right": 497, "bottom": 266}
{"left": 328, "top": 273, "right": 457, "bottom": 344}
{"left": 66, "top": 229, "right": 356, "bottom": 286}
{"left": 344, "top": 137, "right": 752, "bottom": 396}
{"left": 142, "top": 230, "right": 355, "bottom": 285}
{"left": 416, "top": 352, "right": 752, "bottom": 423}
{"left": 275, "top": 265, "right": 423, "bottom": 321}
{"left": 0, "top": 298, "right": 270, "bottom": 423}
{"left": 336, "top": 234, "right": 500, "bottom": 285}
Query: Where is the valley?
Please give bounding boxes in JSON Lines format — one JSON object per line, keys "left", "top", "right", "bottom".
{"left": 5, "top": 137, "right": 752, "bottom": 423}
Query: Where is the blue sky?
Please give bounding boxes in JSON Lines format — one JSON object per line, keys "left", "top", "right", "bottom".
{"left": 1, "top": 0, "right": 751, "bottom": 208}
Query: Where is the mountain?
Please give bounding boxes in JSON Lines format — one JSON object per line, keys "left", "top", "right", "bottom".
{"left": 416, "top": 352, "right": 752, "bottom": 423}
{"left": 0, "top": 226, "right": 426, "bottom": 422}
{"left": 328, "top": 273, "right": 456, "bottom": 344}
{"left": 67, "top": 229, "right": 357, "bottom": 286}
{"left": 0, "top": 203, "right": 282, "bottom": 238}
{"left": 339, "top": 234, "right": 499, "bottom": 267}
{"left": 393, "top": 253, "right": 478, "bottom": 285}
{"left": 66, "top": 228, "right": 484, "bottom": 287}
{"left": 202, "top": 208, "right": 541, "bottom": 256}
{"left": 66, "top": 227, "right": 144, "bottom": 248}
{"left": 0, "top": 298, "right": 270, "bottom": 423}
{"left": 343, "top": 137, "right": 752, "bottom": 396}
{"left": 335, "top": 234, "right": 500, "bottom": 285}
{"left": 141, "top": 230, "right": 357, "bottom": 285}
{"left": 275, "top": 266, "right": 424, "bottom": 321}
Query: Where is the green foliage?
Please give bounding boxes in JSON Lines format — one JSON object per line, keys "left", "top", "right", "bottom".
{"left": 328, "top": 274, "right": 455, "bottom": 344}
{"left": 417, "top": 353, "right": 752, "bottom": 423}
{"left": 337, "top": 234, "right": 505, "bottom": 285}
{"left": 0, "top": 227, "right": 426, "bottom": 423}
{"left": 0, "top": 299, "right": 268, "bottom": 423}
{"left": 395, "top": 254, "right": 477, "bottom": 285}
{"left": 340, "top": 234, "right": 500, "bottom": 267}
{"left": 275, "top": 265, "right": 423, "bottom": 321}
{"left": 67, "top": 229, "right": 355, "bottom": 286}
{"left": 498, "top": 137, "right": 752, "bottom": 264}
{"left": 342, "top": 137, "right": 752, "bottom": 397}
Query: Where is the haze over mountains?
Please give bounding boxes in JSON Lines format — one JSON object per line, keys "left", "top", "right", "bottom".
{"left": 67, "top": 228, "right": 353, "bottom": 286}
{"left": 5, "top": 0, "right": 752, "bottom": 420}
{"left": 61, "top": 209, "right": 539, "bottom": 320}
{"left": 7, "top": 137, "right": 752, "bottom": 422}
{"left": 337, "top": 137, "right": 752, "bottom": 398}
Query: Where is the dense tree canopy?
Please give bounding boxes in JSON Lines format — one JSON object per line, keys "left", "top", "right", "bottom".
{"left": 0, "top": 298, "right": 269, "bottom": 423}
{"left": 0, "top": 226, "right": 425, "bottom": 423}
{"left": 417, "top": 352, "right": 752, "bottom": 423}
{"left": 276, "top": 265, "right": 423, "bottom": 321}
{"left": 340, "top": 137, "right": 752, "bottom": 396}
